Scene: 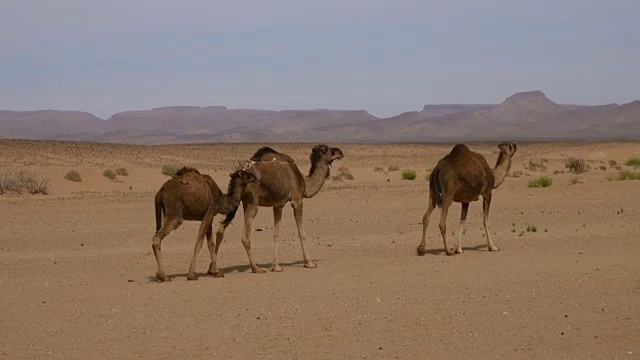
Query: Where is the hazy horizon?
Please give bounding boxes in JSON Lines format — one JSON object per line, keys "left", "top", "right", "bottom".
{"left": 2, "top": 0, "right": 639, "bottom": 119}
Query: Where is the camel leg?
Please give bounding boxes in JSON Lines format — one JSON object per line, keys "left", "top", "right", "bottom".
{"left": 439, "top": 198, "right": 456, "bottom": 256}
{"left": 187, "top": 211, "right": 214, "bottom": 281}
{"left": 454, "top": 203, "right": 469, "bottom": 254}
{"left": 241, "top": 205, "right": 266, "bottom": 273}
{"left": 210, "top": 221, "right": 230, "bottom": 276}
{"left": 151, "top": 218, "right": 183, "bottom": 282}
{"left": 483, "top": 194, "right": 500, "bottom": 252}
{"left": 271, "top": 206, "right": 284, "bottom": 272}
{"left": 417, "top": 197, "right": 436, "bottom": 256}
{"left": 291, "top": 200, "right": 316, "bottom": 268}
{"left": 206, "top": 222, "right": 225, "bottom": 278}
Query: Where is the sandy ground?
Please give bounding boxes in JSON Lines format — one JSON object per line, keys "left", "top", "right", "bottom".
{"left": 0, "top": 139, "right": 639, "bottom": 359}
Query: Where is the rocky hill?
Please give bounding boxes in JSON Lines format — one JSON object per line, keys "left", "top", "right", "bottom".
{"left": 1, "top": 91, "right": 638, "bottom": 143}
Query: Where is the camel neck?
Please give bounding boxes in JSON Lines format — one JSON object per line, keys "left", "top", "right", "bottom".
{"left": 304, "top": 160, "right": 330, "bottom": 198}
{"left": 492, "top": 151, "right": 512, "bottom": 189}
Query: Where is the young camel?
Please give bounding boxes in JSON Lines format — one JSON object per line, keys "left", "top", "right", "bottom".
{"left": 152, "top": 167, "right": 256, "bottom": 282}
{"left": 417, "top": 142, "right": 517, "bottom": 256}
{"left": 215, "top": 144, "right": 344, "bottom": 273}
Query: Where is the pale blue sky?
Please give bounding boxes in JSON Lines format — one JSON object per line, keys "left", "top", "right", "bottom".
{"left": 1, "top": 0, "right": 638, "bottom": 118}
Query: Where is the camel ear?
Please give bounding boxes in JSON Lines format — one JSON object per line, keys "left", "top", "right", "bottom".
{"left": 319, "top": 145, "right": 328, "bottom": 154}
{"left": 229, "top": 172, "right": 233, "bottom": 177}
{"left": 244, "top": 172, "right": 256, "bottom": 183}
{"left": 510, "top": 143, "right": 517, "bottom": 152}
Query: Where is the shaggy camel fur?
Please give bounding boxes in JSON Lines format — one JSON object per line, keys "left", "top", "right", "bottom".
{"left": 417, "top": 142, "right": 517, "bottom": 256}
{"left": 215, "top": 145, "right": 344, "bottom": 273}
{"left": 152, "top": 167, "right": 256, "bottom": 282}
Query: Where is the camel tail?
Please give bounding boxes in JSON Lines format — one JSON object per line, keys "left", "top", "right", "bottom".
{"left": 154, "top": 191, "right": 164, "bottom": 233}
{"left": 429, "top": 168, "right": 443, "bottom": 208}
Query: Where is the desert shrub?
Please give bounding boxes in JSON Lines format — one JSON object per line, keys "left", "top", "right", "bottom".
{"left": 64, "top": 170, "right": 82, "bottom": 182}
{"left": 625, "top": 157, "right": 640, "bottom": 169}
{"left": 0, "top": 170, "right": 50, "bottom": 195}
{"left": 598, "top": 165, "right": 607, "bottom": 171}
{"left": 115, "top": 167, "right": 129, "bottom": 176}
{"left": 614, "top": 170, "right": 640, "bottom": 181}
{"left": 509, "top": 170, "right": 524, "bottom": 178}
{"left": 564, "top": 157, "right": 588, "bottom": 174}
{"left": 373, "top": 166, "right": 384, "bottom": 172}
{"left": 569, "top": 176, "right": 583, "bottom": 185}
{"left": 528, "top": 176, "right": 553, "bottom": 188}
{"left": 527, "top": 158, "right": 548, "bottom": 172}
{"left": 526, "top": 224, "right": 537, "bottom": 233}
{"left": 388, "top": 165, "right": 400, "bottom": 172}
{"left": 102, "top": 169, "right": 117, "bottom": 180}
{"left": 332, "top": 166, "right": 355, "bottom": 182}
{"left": 401, "top": 169, "right": 417, "bottom": 180}
{"left": 162, "top": 165, "right": 179, "bottom": 176}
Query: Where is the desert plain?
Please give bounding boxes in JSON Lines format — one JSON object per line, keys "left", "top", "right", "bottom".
{"left": 0, "top": 139, "right": 638, "bottom": 359}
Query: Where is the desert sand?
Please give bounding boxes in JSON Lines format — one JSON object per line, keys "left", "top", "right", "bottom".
{"left": 0, "top": 139, "right": 638, "bottom": 359}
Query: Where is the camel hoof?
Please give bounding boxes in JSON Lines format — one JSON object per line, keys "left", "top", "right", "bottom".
{"left": 416, "top": 246, "right": 427, "bottom": 256}
{"left": 210, "top": 271, "right": 225, "bottom": 278}
{"left": 253, "top": 267, "right": 267, "bottom": 274}
{"left": 489, "top": 246, "right": 500, "bottom": 252}
{"left": 187, "top": 273, "right": 198, "bottom": 281}
{"left": 445, "top": 250, "right": 456, "bottom": 256}
{"left": 455, "top": 248, "right": 463, "bottom": 254}
{"left": 156, "top": 273, "right": 171, "bottom": 282}
{"left": 271, "top": 265, "right": 283, "bottom": 272}
{"left": 304, "top": 261, "right": 317, "bottom": 269}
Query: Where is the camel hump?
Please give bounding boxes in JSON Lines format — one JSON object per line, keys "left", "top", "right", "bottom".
{"left": 449, "top": 144, "right": 472, "bottom": 156}
{"left": 175, "top": 167, "right": 201, "bottom": 177}
{"left": 251, "top": 147, "right": 296, "bottom": 164}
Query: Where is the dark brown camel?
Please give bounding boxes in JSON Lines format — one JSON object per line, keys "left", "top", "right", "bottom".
{"left": 417, "top": 142, "right": 517, "bottom": 256}
{"left": 215, "top": 145, "right": 344, "bottom": 273}
{"left": 152, "top": 167, "right": 256, "bottom": 282}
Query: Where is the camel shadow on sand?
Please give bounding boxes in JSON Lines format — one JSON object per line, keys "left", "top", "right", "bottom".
{"left": 146, "top": 259, "right": 321, "bottom": 282}
{"left": 418, "top": 244, "right": 492, "bottom": 256}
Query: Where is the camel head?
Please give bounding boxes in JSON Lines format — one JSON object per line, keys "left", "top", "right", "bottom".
{"left": 227, "top": 170, "right": 257, "bottom": 196}
{"left": 310, "top": 145, "right": 344, "bottom": 165}
{"left": 308, "top": 145, "right": 344, "bottom": 177}
{"left": 497, "top": 142, "right": 517, "bottom": 158}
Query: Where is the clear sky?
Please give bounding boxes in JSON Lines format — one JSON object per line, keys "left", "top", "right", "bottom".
{"left": 1, "top": 0, "right": 638, "bottom": 119}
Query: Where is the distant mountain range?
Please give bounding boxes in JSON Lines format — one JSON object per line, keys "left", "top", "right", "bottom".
{"left": 1, "top": 91, "right": 638, "bottom": 143}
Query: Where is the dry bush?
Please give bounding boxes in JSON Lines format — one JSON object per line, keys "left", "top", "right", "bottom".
{"left": 509, "top": 170, "right": 524, "bottom": 178}
{"left": 0, "top": 170, "right": 51, "bottom": 195}
{"left": 332, "top": 166, "right": 355, "bottom": 182}
{"left": 102, "top": 169, "right": 117, "bottom": 180}
{"left": 162, "top": 165, "right": 179, "bottom": 176}
{"left": 388, "top": 165, "right": 400, "bottom": 172}
{"left": 527, "top": 158, "right": 549, "bottom": 172}
{"left": 373, "top": 166, "right": 384, "bottom": 172}
{"left": 115, "top": 167, "right": 129, "bottom": 176}
{"left": 564, "top": 157, "right": 588, "bottom": 174}
{"left": 64, "top": 170, "right": 82, "bottom": 182}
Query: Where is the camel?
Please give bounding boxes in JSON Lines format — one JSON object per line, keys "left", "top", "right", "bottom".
{"left": 417, "top": 142, "right": 517, "bottom": 256}
{"left": 152, "top": 167, "right": 257, "bottom": 282}
{"left": 215, "top": 144, "right": 344, "bottom": 273}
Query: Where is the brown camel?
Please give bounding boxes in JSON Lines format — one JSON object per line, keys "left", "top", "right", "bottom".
{"left": 215, "top": 144, "right": 344, "bottom": 273}
{"left": 152, "top": 167, "right": 257, "bottom": 282}
{"left": 417, "top": 142, "right": 517, "bottom": 256}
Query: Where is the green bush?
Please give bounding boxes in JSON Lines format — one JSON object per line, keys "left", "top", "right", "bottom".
{"left": 115, "top": 167, "right": 129, "bottom": 176}
{"left": 526, "top": 224, "right": 537, "bottom": 232}
{"left": 162, "top": 165, "right": 179, "bottom": 177}
{"left": 528, "top": 176, "right": 553, "bottom": 188}
{"left": 64, "top": 170, "right": 82, "bottom": 182}
{"left": 615, "top": 170, "right": 640, "bottom": 181}
{"left": 625, "top": 157, "right": 640, "bottom": 169}
{"left": 401, "top": 169, "right": 417, "bottom": 180}
{"left": 102, "top": 169, "right": 117, "bottom": 180}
